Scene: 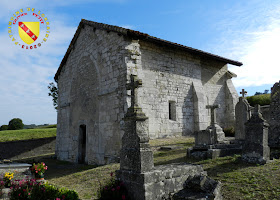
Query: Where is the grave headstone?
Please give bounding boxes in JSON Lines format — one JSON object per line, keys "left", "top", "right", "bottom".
{"left": 242, "top": 105, "right": 270, "bottom": 164}
{"left": 195, "top": 104, "right": 225, "bottom": 147}
{"left": 120, "top": 74, "right": 153, "bottom": 173}
{"left": 189, "top": 104, "right": 242, "bottom": 159}
{"left": 205, "top": 104, "right": 225, "bottom": 144}
{"left": 269, "top": 81, "right": 280, "bottom": 147}
{"left": 235, "top": 96, "right": 251, "bottom": 140}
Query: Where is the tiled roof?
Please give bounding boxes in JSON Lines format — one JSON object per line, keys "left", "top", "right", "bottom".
{"left": 55, "top": 19, "right": 242, "bottom": 81}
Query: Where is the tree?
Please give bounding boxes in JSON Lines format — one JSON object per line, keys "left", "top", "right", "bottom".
{"left": 0, "top": 125, "right": 8, "bottom": 131}
{"left": 254, "top": 89, "right": 270, "bottom": 96}
{"left": 8, "top": 118, "right": 24, "bottom": 130}
{"left": 48, "top": 82, "right": 58, "bottom": 110}
{"left": 254, "top": 92, "right": 262, "bottom": 95}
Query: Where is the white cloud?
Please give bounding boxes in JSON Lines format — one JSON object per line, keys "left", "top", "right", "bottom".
{"left": 206, "top": 2, "right": 280, "bottom": 88}
{"left": 231, "top": 16, "right": 280, "bottom": 87}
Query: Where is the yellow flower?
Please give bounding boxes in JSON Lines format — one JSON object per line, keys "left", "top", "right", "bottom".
{"left": 4, "top": 172, "right": 14, "bottom": 180}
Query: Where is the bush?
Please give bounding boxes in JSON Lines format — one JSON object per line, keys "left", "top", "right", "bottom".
{"left": 246, "top": 94, "right": 270, "bottom": 107}
{"left": 8, "top": 118, "right": 24, "bottom": 130}
{"left": 9, "top": 179, "right": 79, "bottom": 200}
{"left": 99, "top": 172, "right": 130, "bottom": 200}
{"left": 223, "top": 126, "right": 235, "bottom": 137}
{"left": 0, "top": 125, "right": 8, "bottom": 131}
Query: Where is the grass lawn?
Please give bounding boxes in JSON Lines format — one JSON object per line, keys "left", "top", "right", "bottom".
{"left": 15, "top": 136, "right": 280, "bottom": 200}
{"left": 0, "top": 128, "right": 56, "bottom": 142}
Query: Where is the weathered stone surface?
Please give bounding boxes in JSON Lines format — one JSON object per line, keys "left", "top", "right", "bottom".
{"left": 118, "top": 83, "right": 216, "bottom": 200}
{"left": 242, "top": 105, "right": 270, "bottom": 164}
{"left": 172, "top": 175, "right": 222, "bottom": 200}
{"left": 120, "top": 74, "right": 154, "bottom": 173}
{"left": 0, "top": 162, "right": 33, "bottom": 181}
{"left": 269, "top": 81, "right": 280, "bottom": 147}
{"left": 189, "top": 102, "right": 243, "bottom": 159}
{"left": 235, "top": 97, "right": 251, "bottom": 140}
{"left": 194, "top": 105, "right": 225, "bottom": 147}
{"left": 117, "top": 164, "right": 207, "bottom": 200}
{"left": 55, "top": 20, "right": 240, "bottom": 165}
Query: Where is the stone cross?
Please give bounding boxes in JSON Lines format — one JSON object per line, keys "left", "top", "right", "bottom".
{"left": 124, "top": 74, "right": 147, "bottom": 121}
{"left": 240, "top": 89, "right": 247, "bottom": 98}
{"left": 126, "top": 74, "right": 142, "bottom": 108}
{"left": 206, "top": 104, "right": 220, "bottom": 126}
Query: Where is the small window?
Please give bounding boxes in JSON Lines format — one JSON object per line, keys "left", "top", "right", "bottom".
{"left": 169, "top": 101, "right": 176, "bottom": 121}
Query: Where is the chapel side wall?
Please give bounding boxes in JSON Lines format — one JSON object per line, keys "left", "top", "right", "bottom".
{"left": 225, "top": 78, "right": 239, "bottom": 128}
{"left": 201, "top": 60, "right": 236, "bottom": 128}
{"left": 140, "top": 41, "right": 201, "bottom": 138}
{"left": 56, "top": 62, "right": 71, "bottom": 161}
{"left": 139, "top": 41, "right": 236, "bottom": 138}
{"left": 56, "top": 25, "right": 129, "bottom": 165}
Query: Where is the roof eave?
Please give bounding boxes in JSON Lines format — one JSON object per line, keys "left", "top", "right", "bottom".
{"left": 54, "top": 19, "right": 243, "bottom": 81}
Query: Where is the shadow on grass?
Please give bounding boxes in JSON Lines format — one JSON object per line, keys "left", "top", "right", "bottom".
{"left": 154, "top": 151, "right": 260, "bottom": 178}
{"left": 197, "top": 156, "right": 260, "bottom": 177}
{"left": 14, "top": 154, "right": 99, "bottom": 179}
{"left": 154, "top": 149, "right": 201, "bottom": 166}
{"left": 151, "top": 142, "right": 194, "bottom": 147}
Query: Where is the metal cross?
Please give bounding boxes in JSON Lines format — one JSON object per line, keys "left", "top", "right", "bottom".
{"left": 206, "top": 104, "right": 220, "bottom": 126}
{"left": 240, "top": 89, "right": 247, "bottom": 98}
{"left": 126, "top": 74, "right": 142, "bottom": 108}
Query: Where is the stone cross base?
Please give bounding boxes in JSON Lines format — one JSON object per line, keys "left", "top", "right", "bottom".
{"left": 195, "top": 124, "right": 225, "bottom": 146}
{"left": 116, "top": 163, "right": 221, "bottom": 200}
{"left": 120, "top": 146, "right": 154, "bottom": 173}
{"left": 120, "top": 120, "right": 154, "bottom": 173}
{"left": 207, "top": 124, "right": 226, "bottom": 144}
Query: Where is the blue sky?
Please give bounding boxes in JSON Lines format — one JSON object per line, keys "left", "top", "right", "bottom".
{"left": 0, "top": 0, "right": 279, "bottom": 125}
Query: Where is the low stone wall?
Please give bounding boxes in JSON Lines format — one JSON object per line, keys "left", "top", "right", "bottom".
{"left": 0, "top": 137, "right": 56, "bottom": 160}
{"left": 117, "top": 163, "right": 207, "bottom": 200}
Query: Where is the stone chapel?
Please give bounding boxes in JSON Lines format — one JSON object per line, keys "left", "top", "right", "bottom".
{"left": 54, "top": 19, "right": 242, "bottom": 165}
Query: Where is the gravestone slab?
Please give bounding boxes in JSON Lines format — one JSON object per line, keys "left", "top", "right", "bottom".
{"left": 242, "top": 105, "right": 270, "bottom": 164}
{"left": 235, "top": 97, "right": 251, "bottom": 140}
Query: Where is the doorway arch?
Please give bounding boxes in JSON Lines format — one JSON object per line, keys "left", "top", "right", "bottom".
{"left": 78, "top": 124, "right": 86, "bottom": 164}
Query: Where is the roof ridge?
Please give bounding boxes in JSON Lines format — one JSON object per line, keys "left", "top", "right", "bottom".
{"left": 55, "top": 19, "right": 242, "bottom": 81}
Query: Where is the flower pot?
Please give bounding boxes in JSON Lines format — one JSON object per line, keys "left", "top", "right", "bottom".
{"left": 35, "top": 173, "right": 44, "bottom": 181}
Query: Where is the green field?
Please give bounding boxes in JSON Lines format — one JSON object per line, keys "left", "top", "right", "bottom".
{"left": 0, "top": 128, "right": 56, "bottom": 142}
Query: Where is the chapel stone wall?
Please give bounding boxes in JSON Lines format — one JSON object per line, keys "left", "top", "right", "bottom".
{"left": 56, "top": 25, "right": 130, "bottom": 165}
{"left": 140, "top": 41, "right": 199, "bottom": 138}
{"left": 139, "top": 41, "right": 236, "bottom": 138}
